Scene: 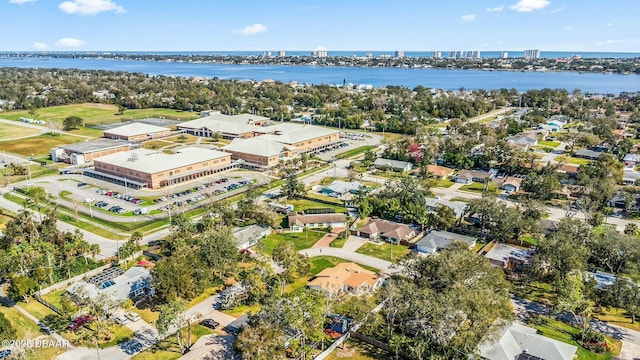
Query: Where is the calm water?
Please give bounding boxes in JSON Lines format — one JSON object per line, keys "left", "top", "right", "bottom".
{"left": 1, "top": 57, "right": 639, "bottom": 94}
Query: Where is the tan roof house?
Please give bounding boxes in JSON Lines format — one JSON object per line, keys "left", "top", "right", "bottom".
{"left": 426, "top": 165, "right": 455, "bottom": 179}
{"left": 307, "top": 263, "right": 382, "bottom": 296}
{"left": 356, "top": 219, "right": 415, "bottom": 244}
{"left": 287, "top": 213, "right": 347, "bottom": 232}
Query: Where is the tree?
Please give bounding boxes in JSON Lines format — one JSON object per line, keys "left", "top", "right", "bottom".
{"left": 8, "top": 276, "right": 38, "bottom": 302}
{"left": 434, "top": 204, "right": 457, "bottom": 230}
{"left": 555, "top": 272, "right": 592, "bottom": 339}
{"left": 282, "top": 172, "right": 306, "bottom": 200}
{"left": 157, "top": 299, "right": 191, "bottom": 354}
{"left": 605, "top": 277, "right": 640, "bottom": 324}
{"left": 0, "top": 312, "right": 16, "bottom": 340}
{"left": 272, "top": 241, "right": 309, "bottom": 286}
{"left": 362, "top": 150, "right": 376, "bottom": 167}
{"left": 62, "top": 116, "right": 83, "bottom": 130}
{"left": 587, "top": 230, "right": 639, "bottom": 275}
{"left": 235, "top": 319, "right": 285, "bottom": 360}
{"left": 153, "top": 249, "right": 212, "bottom": 302}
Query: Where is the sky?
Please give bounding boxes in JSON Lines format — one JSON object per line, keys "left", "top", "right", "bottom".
{"left": 1, "top": 0, "right": 639, "bottom": 52}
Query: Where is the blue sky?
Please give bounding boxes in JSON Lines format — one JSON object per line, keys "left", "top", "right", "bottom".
{"left": 1, "top": 0, "right": 639, "bottom": 52}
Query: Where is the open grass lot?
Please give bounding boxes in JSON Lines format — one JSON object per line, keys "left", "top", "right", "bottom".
{"left": 1, "top": 104, "right": 199, "bottom": 126}
{"left": 41, "top": 289, "right": 66, "bottom": 310}
{"left": 459, "top": 181, "right": 498, "bottom": 194}
{"left": 530, "top": 316, "right": 621, "bottom": 360}
{"left": 17, "top": 299, "right": 57, "bottom": 320}
{"left": 310, "top": 256, "right": 379, "bottom": 274}
{"left": 0, "top": 133, "right": 84, "bottom": 157}
{"left": 556, "top": 155, "right": 593, "bottom": 165}
{"left": 539, "top": 140, "right": 561, "bottom": 148}
{"left": 286, "top": 198, "right": 347, "bottom": 213}
{"left": 355, "top": 242, "right": 411, "bottom": 262}
{"left": 143, "top": 139, "right": 174, "bottom": 150}
{"left": 131, "top": 324, "right": 214, "bottom": 360}
{"left": 325, "top": 339, "right": 393, "bottom": 360}
{"left": 593, "top": 306, "right": 640, "bottom": 332}
{"left": 0, "top": 303, "right": 42, "bottom": 339}
{"left": 433, "top": 178, "right": 455, "bottom": 188}
{"left": 260, "top": 230, "right": 326, "bottom": 255}
{"left": 335, "top": 145, "right": 376, "bottom": 160}
{"left": 221, "top": 303, "right": 261, "bottom": 318}
{"left": 0, "top": 122, "right": 41, "bottom": 139}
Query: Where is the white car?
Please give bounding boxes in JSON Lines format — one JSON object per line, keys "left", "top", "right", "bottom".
{"left": 114, "top": 315, "right": 128, "bottom": 325}
{"left": 125, "top": 312, "right": 140, "bottom": 322}
{"left": 83, "top": 198, "right": 95, "bottom": 203}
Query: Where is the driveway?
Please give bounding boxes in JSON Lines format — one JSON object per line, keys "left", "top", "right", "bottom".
{"left": 179, "top": 335, "right": 236, "bottom": 360}
{"left": 342, "top": 235, "right": 367, "bottom": 252}
{"left": 299, "top": 247, "right": 399, "bottom": 274}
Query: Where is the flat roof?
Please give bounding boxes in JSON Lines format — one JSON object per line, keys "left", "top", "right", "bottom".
{"left": 60, "top": 139, "right": 132, "bottom": 154}
{"left": 222, "top": 137, "right": 296, "bottom": 157}
{"left": 178, "top": 117, "right": 265, "bottom": 135}
{"left": 258, "top": 125, "right": 339, "bottom": 145}
{"left": 94, "top": 146, "right": 230, "bottom": 174}
{"left": 103, "top": 122, "right": 170, "bottom": 137}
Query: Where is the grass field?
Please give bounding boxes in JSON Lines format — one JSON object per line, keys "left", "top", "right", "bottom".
{"left": 0, "top": 133, "right": 84, "bottom": 157}
{"left": 539, "top": 140, "right": 561, "bottom": 148}
{"left": 556, "top": 155, "right": 593, "bottom": 165}
{"left": 17, "top": 299, "right": 57, "bottom": 320}
{"left": 335, "top": 145, "right": 376, "bottom": 160}
{"left": 531, "top": 316, "right": 621, "bottom": 360}
{"left": 433, "top": 178, "right": 455, "bottom": 188}
{"left": 355, "top": 242, "right": 411, "bottom": 262}
{"left": 0, "top": 123, "right": 41, "bottom": 139}
{"left": 259, "top": 230, "right": 326, "bottom": 254}
{"left": 459, "top": 182, "right": 498, "bottom": 194}
{"left": 285, "top": 198, "right": 347, "bottom": 213}
{"left": 326, "top": 339, "right": 393, "bottom": 360}
{"left": 1, "top": 104, "right": 199, "bottom": 126}
{"left": 309, "top": 256, "right": 379, "bottom": 274}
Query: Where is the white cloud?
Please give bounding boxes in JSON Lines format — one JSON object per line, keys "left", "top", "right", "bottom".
{"left": 606, "top": 22, "right": 614, "bottom": 27}
{"left": 461, "top": 14, "right": 476, "bottom": 22}
{"left": 58, "top": 0, "right": 125, "bottom": 15}
{"left": 9, "top": 0, "right": 36, "bottom": 3}
{"left": 55, "top": 37, "right": 85, "bottom": 47}
{"left": 486, "top": 6, "right": 504, "bottom": 12}
{"left": 510, "top": 0, "right": 551, "bottom": 12}
{"left": 235, "top": 23, "right": 267, "bottom": 35}
{"left": 32, "top": 41, "right": 48, "bottom": 50}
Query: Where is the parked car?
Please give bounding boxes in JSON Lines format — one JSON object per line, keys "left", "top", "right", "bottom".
{"left": 38, "top": 321, "right": 52, "bottom": 334}
{"left": 199, "top": 319, "right": 219, "bottom": 329}
{"left": 83, "top": 198, "right": 94, "bottom": 203}
{"left": 77, "top": 182, "right": 88, "bottom": 187}
{"left": 114, "top": 315, "right": 129, "bottom": 325}
{"left": 68, "top": 315, "right": 91, "bottom": 331}
{"left": 0, "top": 350, "right": 12, "bottom": 359}
{"left": 125, "top": 312, "right": 140, "bottom": 322}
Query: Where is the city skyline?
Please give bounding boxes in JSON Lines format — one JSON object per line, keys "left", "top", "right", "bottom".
{"left": 1, "top": 0, "right": 639, "bottom": 52}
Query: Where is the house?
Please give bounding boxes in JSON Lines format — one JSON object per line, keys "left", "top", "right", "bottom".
{"left": 233, "top": 225, "right": 271, "bottom": 250}
{"left": 415, "top": 230, "right": 476, "bottom": 254}
{"left": 287, "top": 213, "right": 347, "bottom": 232}
{"left": 483, "top": 244, "right": 533, "bottom": 272}
{"left": 506, "top": 134, "right": 538, "bottom": 148}
{"left": 574, "top": 149, "right": 603, "bottom": 160}
{"left": 426, "top": 165, "right": 455, "bottom": 179}
{"left": 425, "top": 197, "right": 467, "bottom": 219}
{"left": 355, "top": 219, "right": 415, "bottom": 244}
{"left": 307, "top": 262, "right": 382, "bottom": 296}
{"left": 373, "top": 158, "right": 413, "bottom": 173}
{"left": 321, "top": 180, "right": 364, "bottom": 198}
{"left": 66, "top": 266, "right": 153, "bottom": 305}
{"left": 623, "top": 153, "right": 640, "bottom": 167}
{"left": 555, "top": 164, "right": 579, "bottom": 177}
{"left": 622, "top": 169, "right": 640, "bottom": 186}
{"left": 499, "top": 177, "right": 523, "bottom": 193}
{"left": 453, "top": 170, "right": 494, "bottom": 184}
{"left": 478, "top": 322, "right": 577, "bottom": 360}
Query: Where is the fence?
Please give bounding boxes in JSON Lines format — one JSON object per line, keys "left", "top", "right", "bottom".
{"left": 350, "top": 332, "right": 413, "bottom": 359}
{"left": 33, "top": 293, "right": 62, "bottom": 316}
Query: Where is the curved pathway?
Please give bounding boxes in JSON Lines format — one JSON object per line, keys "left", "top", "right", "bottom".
{"left": 299, "top": 247, "right": 399, "bottom": 274}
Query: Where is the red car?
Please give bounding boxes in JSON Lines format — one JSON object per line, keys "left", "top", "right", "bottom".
{"left": 68, "top": 315, "right": 91, "bottom": 331}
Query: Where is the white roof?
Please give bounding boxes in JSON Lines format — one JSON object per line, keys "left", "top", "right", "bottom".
{"left": 104, "top": 122, "right": 169, "bottom": 137}
{"left": 95, "top": 147, "right": 230, "bottom": 174}
{"left": 223, "top": 137, "right": 296, "bottom": 157}
{"left": 178, "top": 117, "right": 265, "bottom": 135}
{"left": 479, "top": 322, "right": 577, "bottom": 360}
{"left": 258, "top": 125, "right": 339, "bottom": 145}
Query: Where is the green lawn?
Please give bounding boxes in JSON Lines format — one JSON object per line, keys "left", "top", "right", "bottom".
{"left": 41, "top": 289, "right": 67, "bottom": 310}
{"left": 259, "top": 230, "right": 326, "bottom": 255}
{"left": 512, "top": 280, "right": 556, "bottom": 306}
{"left": 335, "top": 145, "right": 376, "bottom": 160}
{"left": 329, "top": 236, "right": 348, "bottom": 248}
{"left": 355, "top": 242, "right": 411, "bottom": 262}
{"left": 325, "top": 338, "right": 393, "bottom": 360}
{"left": 433, "top": 178, "right": 455, "bottom": 188}
{"left": 17, "top": 299, "right": 57, "bottom": 320}
{"left": 221, "top": 303, "right": 261, "bottom": 318}
{"left": 286, "top": 198, "right": 347, "bottom": 213}
{"left": 0, "top": 133, "right": 85, "bottom": 157}
{"left": 594, "top": 306, "right": 640, "bottom": 332}
{"left": 531, "top": 146, "right": 555, "bottom": 153}
{"left": 187, "top": 286, "right": 222, "bottom": 309}
{"left": 539, "top": 140, "right": 561, "bottom": 148}
{"left": 459, "top": 182, "right": 498, "bottom": 194}
{"left": 0, "top": 304, "right": 42, "bottom": 339}
{"left": 309, "top": 256, "right": 379, "bottom": 274}
{"left": 556, "top": 156, "right": 593, "bottom": 165}
{"left": 0, "top": 122, "right": 41, "bottom": 139}
{"left": 531, "top": 316, "right": 621, "bottom": 360}
{"left": 131, "top": 324, "right": 214, "bottom": 360}
{"left": 1, "top": 103, "right": 199, "bottom": 126}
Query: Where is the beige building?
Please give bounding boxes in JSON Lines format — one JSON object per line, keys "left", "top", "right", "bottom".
{"left": 222, "top": 137, "right": 298, "bottom": 168}
{"left": 258, "top": 125, "right": 340, "bottom": 153}
{"left": 51, "top": 139, "right": 133, "bottom": 165}
{"left": 89, "top": 147, "right": 232, "bottom": 189}
{"left": 177, "top": 113, "right": 271, "bottom": 139}
{"left": 103, "top": 123, "right": 171, "bottom": 142}
{"left": 307, "top": 263, "right": 382, "bottom": 296}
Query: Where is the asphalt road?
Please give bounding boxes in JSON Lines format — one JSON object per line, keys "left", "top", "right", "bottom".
{"left": 299, "top": 247, "right": 399, "bottom": 274}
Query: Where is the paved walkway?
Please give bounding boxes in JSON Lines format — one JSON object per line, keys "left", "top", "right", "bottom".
{"left": 299, "top": 247, "right": 398, "bottom": 274}
{"left": 311, "top": 228, "right": 344, "bottom": 248}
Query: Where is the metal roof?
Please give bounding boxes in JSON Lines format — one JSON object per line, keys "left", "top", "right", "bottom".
{"left": 94, "top": 147, "right": 230, "bottom": 174}
{"left": 60, "top": 139, "right": 132, "bottom": 154}
{"left": 103, "top": 122, "right": 170, "bottom": 137}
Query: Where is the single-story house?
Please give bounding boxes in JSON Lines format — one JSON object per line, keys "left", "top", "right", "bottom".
{"left": 307, "top": 262, "right": 382, "bottom": 296}
{"left": 483, "top": 244, "right": 533, "bottom": 272}
{"left": 623, "top": 170, "right": 640, "bottom": 186}
{"left": 321, "top": 180, "right": 364, "bottom": 198}
{"left": 426, "top": 165, "right": 455, "bottom": 179}
{"left": 66, "top": 266, "right": 153, "bottom": 305}
{"left": 425, "top": 197, "right": 467, "bottom": 219}
{"left": 233, "top": 225, "right": 271, "bottom": 250}
{"left": 373, "top": 158, "right": 413, "bottom": 173}
{"left": 478, "top": 322, "right": 577, "bottom": 360}
{"left": 416, "top": 230, "right": 476, "bottom": 254}
{"left": 453, "top": 170, "right": 494, "bottom": 184}
{"left": 574, "top": 149, "right": 603, "bottom": 160}
{"left": 355, "top": 219, "right": 415, "bottom": 244}
{"left": 623, "top": 153, "right": 640, "bottom": 167}
{"left": 555, "top": 164, "right": 579, "bottom": 177}
{"left": 287, "top": 213, "right": 347, "bottom": 232}
{"left": 506, "top": 134, "right": 538, "bottom": 148}
{"left": 499, "top": 177, "right": 523, "bottom": 193}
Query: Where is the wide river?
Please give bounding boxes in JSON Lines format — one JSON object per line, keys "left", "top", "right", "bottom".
{"left": 1, "top": 57, "right": 639, "bottom": 94}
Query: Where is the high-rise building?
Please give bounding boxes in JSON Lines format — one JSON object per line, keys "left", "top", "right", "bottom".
{"left": 431, "top": 51, "right": 442, "bottom": 59}
{"left": 501, "top": 51, "right": 509, "bottom": 59}
{"left": 395, "top": 51, "right": 404, "bottom": 58}
{"left": 311, "top": 50, "right": 328, "bottom": 58}
{"left": 465, "top": 51, "right": 481, "bottom": 58}
{"left": 263, "top": 51, "right": 272, "bottom": 58}
{"left": 523, "top": 49, "right": 541, "bottom": 59}
{"left": 279, "top": 50, "right": 286, "bottom": 57}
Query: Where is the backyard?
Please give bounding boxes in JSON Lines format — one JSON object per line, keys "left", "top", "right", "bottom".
{"left": 259, "top": 230, "right": 326, "bottom": 254}
{"left": 355, "top": 242, "right": 411, "bottom": 261}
